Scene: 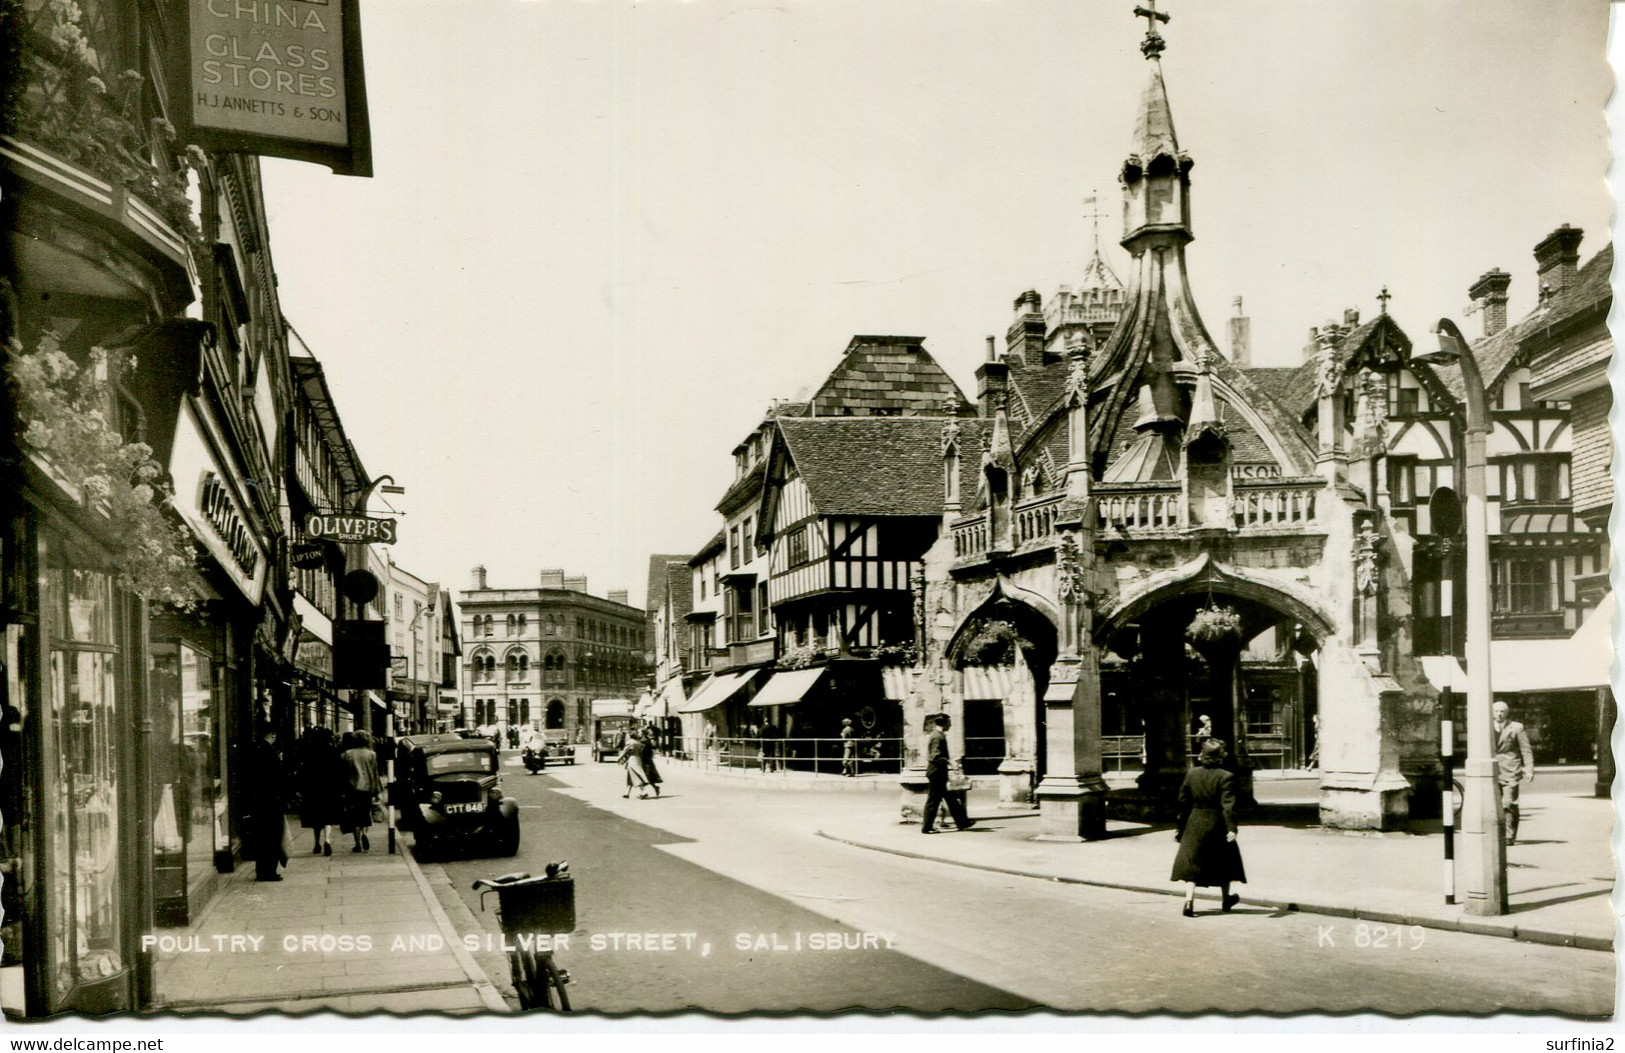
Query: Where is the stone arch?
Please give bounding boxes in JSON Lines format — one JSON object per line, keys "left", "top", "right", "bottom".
{"left": 1097, "top": 553, "right": 1335, "bottom": 644}
{"left": 545, "top": 698, "right": 566, "bottom": 729}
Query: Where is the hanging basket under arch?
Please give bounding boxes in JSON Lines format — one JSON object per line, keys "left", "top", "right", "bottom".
{"left": 1185, "top": 604, "right": 1244, "bottom": 650}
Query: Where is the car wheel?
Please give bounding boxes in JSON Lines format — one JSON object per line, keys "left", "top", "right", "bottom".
{"left": 414, "top": 833, "right": 435, "bottom": 862}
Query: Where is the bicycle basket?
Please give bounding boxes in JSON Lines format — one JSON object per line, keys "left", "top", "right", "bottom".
{"left": 495, "top": 876, "right": 576, "bottom": 935}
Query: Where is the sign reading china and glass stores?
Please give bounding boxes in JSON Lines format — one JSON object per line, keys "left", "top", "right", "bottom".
{"left": 305, "top": 513, "right": 397, "bottom": 544}
{"left": 183, "top": 0, "right": 372, "bottom": 175}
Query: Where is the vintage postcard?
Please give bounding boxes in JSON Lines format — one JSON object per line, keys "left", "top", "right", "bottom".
{"left": 0, "top": 0, "right": 1616, "bottom": 1034}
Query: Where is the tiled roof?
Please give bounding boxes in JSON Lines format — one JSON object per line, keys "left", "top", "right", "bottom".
{"left": 1243, "top": 366, "right": 1313, "bottom": 424}
{"left": 778, "top": 416, "right": 986, "bottom": 517}
{"left": 1526, "top": 243, "right": 1613, "bottom": 389}
{"left": 644, "top": 554, "right": 690, "bottom": 613}
{"left": 688, "top": 532, "right": 725, "bottom": 565}
{"left": 808, "top": 337, "right": 975, "bottom": 418}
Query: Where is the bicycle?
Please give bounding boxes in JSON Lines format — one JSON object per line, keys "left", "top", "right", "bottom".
{"left": 472, "top": 863, "right": 575, "bottom": 1011}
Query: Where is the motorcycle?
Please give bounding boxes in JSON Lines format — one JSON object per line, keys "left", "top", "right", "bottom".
{"left": 521, "top": 743, "right": 548, "bottom": 774}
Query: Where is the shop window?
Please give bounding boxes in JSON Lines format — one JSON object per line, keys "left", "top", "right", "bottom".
{"left": 40, "top": 547, "right": 123, "bottom": 1002}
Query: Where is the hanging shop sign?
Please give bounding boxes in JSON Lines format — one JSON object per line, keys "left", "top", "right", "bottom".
{"left": 290, "top": 540, "right": 327, "bottom": 568}
{"left": 305, "top": 513, "right": 397, "bottom": 544}
{"left": 169, "top": 401, "right": 268, "bottom": 605}
{"left": 179, "top": 0, "right": 373, "bottom": 177}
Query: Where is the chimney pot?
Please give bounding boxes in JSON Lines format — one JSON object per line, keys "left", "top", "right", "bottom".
{"left": 1468, "top": 268, "right": 1512, "bottom": 336}
{"left": 1533, "top": 224, "right": 1584, "bottom": 296}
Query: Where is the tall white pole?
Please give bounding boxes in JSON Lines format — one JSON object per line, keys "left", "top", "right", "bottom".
{"left": 1440, "top": 319, "right": 1507, "bottom": 915}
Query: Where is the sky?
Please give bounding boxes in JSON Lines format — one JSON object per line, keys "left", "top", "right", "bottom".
{"left": 259, "top": 0, "right": 1613, "bottom": 610}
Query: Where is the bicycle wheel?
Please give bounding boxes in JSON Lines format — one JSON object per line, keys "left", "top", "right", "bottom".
{"left": 539, "top": 953, "right": 571, "bottom": 1012}
{"left": 509, "top": 948, "right": 541, "bottom": 1010}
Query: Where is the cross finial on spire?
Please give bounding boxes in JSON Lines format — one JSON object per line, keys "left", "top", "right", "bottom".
{"left": 1377, "top": 286, "right": 1392, "bottom": 315}
{"left": 1134, "top": 1, "right": 1170, "bottom": 58}
{"left": 1083, "top": 189, "right": 1105, "bottom": 250}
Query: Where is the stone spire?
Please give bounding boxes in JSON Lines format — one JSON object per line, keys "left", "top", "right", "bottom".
{"left": 1090, "top": 3, "right": 1210, "bottom": 476}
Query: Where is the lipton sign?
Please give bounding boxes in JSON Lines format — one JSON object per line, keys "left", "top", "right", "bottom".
{"left": 305, "top": 513, "right": 396, "bottom": 544}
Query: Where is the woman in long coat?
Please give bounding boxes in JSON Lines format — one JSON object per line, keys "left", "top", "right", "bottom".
{"left": 339, "top": 731, "right": 383, "bottom": 852}
{"left": 619, "top": 726, "right": 653, "bottom": 799}
{"left": 1171, "top": 738, "right": 1246, "bottom": 916}
{"left": 296, "top": 726, "right": 343, "bottom": 856}
{"left": 638, "top": 722, "right": 663, "bottom": 798}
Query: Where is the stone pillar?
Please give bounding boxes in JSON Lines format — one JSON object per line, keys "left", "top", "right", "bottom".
{"left": 1033, "top": 529, "right": 1108, "bottom": 840}
{"left": 998, "top": 646, "right": 1038, "bottom": 806}
{"left": 1317, "top": 638, "right": 1412, "bottom": 829}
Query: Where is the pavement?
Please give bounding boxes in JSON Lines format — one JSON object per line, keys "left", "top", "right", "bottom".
{"left": 147, "top": 825, "right": 505, "bottom": 1015}
{"left": 810, "top": 770, "right": 1617, "bottom": 953}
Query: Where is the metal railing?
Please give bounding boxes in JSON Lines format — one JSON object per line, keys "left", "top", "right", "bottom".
{"left": 672, "top": 735, "right": 905, "bottom": 776}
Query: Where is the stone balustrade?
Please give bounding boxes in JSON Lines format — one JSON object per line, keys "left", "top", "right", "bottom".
{"left": 1231, "top": 479, "right": 1321, "bottom": 528}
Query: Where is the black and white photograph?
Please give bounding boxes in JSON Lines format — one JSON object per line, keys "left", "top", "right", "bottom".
{"left": 0, "top": 0, "right": 1618, "bottom": 1034}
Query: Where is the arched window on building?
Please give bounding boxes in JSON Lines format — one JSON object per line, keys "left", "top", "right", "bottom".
{"left": 546, "top": 699, "right": 566, "bottom": 730}
{"left": 518, "top": 614, "right": 527, "bottom": 634}
{"left": 505, "top": 614, "right": 516, "bottom": 636}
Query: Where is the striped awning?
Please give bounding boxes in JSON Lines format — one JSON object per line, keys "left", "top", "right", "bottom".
{"left": 677, "top": 670, "right": 757, "bottom": 714}
{"left": 749, "top": 667, "right": 828, "bottom": 707}
{"left": 960, "top": 665, "right": 1013, "bottom": 700}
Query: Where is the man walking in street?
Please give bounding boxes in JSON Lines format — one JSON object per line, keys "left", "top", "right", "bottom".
{"left": 1493, "top": 700, "right": 1535, "bottom": 845}
{"left": 840, "top": 718, "right": 857, "bottom": 777}
{"left": 921, "top": 714, "right": 974, "bottom": 834}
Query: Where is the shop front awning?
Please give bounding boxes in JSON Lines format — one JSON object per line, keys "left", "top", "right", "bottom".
{"left": 1420, "top": 594, "right": 1614, "bottom": 694}
{"left": 678, "top": 670, "right": 758, "bottom": 713}
{"left": 749, "top": 667, "right": 828, "bottom": 707}
{"left": 881, "top": 666, "right": 911, "bottom": 701}
{"left": 654, "top": 678, "right": 686, "bottom": 717}
{"left": 960, "top": 665, "right": 1013, "bottom": 700}
{"left": 633, "top": 691, "right": 657, "bottom": 718}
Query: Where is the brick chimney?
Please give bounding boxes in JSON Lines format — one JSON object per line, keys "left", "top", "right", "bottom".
{"left": 1004, "top": 290, "right": 1043, "bottom": 368}
{"left": 471, "top": 565, "right": 487, "bottom": 590}
{"left": 563, "top": 574, "right": 588, "bottom": 594}
{"left": 1468, "top": 269, "right": 1512, "bottom": 337}
{"left": 607, "top": 589, "right": 629, "bottom": 607}
{"left": 1534, "top": 224, "right": 1583, "bottom": 299}
{"left": 1227, "top": 296, "right": 1251, "bottom": 369}
{"left": 539, "top": 568, "right": 565, "bottom": 589}
{"left": 975, "top": 335, "right": 1008, "bottom": 418}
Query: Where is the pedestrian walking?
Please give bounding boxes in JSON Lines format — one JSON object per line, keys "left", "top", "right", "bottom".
{"left": 639, "top": 723, "right": 663, "bottom": 798}
{"left": 339, "top": 731, "right": 383, "bottom": 852}
{"left": 250, "top": 725, "right": 288, "bottom": 882}
{"left": 760, "top": 721, "right": 783, "bottom": 773}
{"left": 1172, "top": 738, "right": 1246, "bottom": 916}
{"left": 296, "top": 726, "right": 343, "bottom": 857}
{"left": 921, "top": 714, "right": 974, "bottom": 834}
{"left": 620, "top": 725, "right": 654, "bottom": 799}
{"left": 1493, "top": 700, "right": 1535, "bottom": 845}
{"left": 840, "top": 718, "right": 857, "bottom": 777}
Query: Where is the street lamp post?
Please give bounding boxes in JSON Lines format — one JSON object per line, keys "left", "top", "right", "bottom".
{"left": 1416, "top": 317, "right": 1507, "bottom": 915}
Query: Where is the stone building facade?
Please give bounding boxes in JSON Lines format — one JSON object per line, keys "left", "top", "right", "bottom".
{"left": 459, "top": 567, "right": 645, "bottom": 741}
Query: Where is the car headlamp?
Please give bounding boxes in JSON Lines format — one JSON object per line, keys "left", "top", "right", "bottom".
{"left": 430, "top": 791, "right": 443, "bottom": 805}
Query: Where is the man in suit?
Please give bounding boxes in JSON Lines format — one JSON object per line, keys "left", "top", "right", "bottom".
{"left": 921, "top": 714, "right": 974, "bottom": 834}
{"left": 1493, "top": 700, "right": 1535, "bottom": 845}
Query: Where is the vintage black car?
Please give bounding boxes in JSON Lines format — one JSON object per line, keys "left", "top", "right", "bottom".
{"left": 395, "top": 734, "right": 520, "bottom": 859}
